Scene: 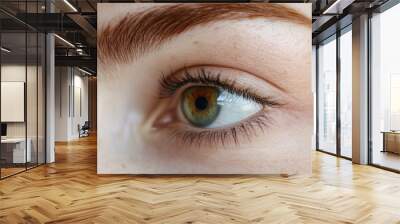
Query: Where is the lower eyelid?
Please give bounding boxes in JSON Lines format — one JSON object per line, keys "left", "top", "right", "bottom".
{"left": 156, "top": 109, "right": 274, "bottom": 148}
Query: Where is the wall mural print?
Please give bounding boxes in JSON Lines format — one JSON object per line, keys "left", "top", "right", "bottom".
{"left": 97, "top": 3, "right": 313, "bottom": 174}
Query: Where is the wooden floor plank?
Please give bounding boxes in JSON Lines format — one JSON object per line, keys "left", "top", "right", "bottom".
{"left": 1, "top": 135, "right": 400, "bottom": 223}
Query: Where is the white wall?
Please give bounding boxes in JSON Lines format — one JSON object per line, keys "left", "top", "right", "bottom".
{"left": 1, "top": 65, "right": 27, "bottom": 142}
{"left": 55, "top": 67, "right": 89, "bottom": 141}
{"left": 1, "top": 65, "right": 37, "bottom": 138}
{"left": 46, "top": 7, "right": 56, "bottom": 164}
{"left": 352, "top": 14, "right": 369, "bottom": 164}
{"left": 55, "top": 67, "right": 70, "bottom": 141}
{"left": 72, "top": 73, "right": 89, "bottom": 138}
{"left": 1, "top": 64, "right": 46, "bottom": 164}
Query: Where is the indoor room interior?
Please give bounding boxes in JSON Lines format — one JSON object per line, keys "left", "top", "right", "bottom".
{"left": 1, "top": 0, "right": 400, "bottom": 223}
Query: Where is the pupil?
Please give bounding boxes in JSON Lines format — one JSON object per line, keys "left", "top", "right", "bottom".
{"left": 195, "top": 96, "right": 208, "bottom": 111}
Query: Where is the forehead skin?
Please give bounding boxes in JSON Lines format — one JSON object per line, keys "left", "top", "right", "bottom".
{"left": 97, "top": 3, "right": 311, "bottom": 65}
{"left": 97, "top": 3, "right": 311, "bottom": 29}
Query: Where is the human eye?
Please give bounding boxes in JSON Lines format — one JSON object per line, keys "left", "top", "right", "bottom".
{"left": 148, "top": 66, "right": 284, "bottom": 147}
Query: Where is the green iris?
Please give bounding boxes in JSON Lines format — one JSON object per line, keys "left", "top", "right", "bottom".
{"left": 181, "top": 86, "right": 221, "bottom": 127}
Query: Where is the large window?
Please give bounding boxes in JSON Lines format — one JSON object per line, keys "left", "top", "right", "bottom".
{"left": 340, "top": 28, "right": 352, "bottom": 158}
{"left": 371, "top": 3, "right": 400, "bottom": 171}
{"left": 317, "top": 36, "right": 337, "bottom": 154}
{"left": 316, "top": 26, "right": 353, "bottom": 158}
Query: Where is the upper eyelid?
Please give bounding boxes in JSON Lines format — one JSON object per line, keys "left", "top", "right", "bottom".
{"left": 98, "top": 3, "right": 310, "bottom": 65}
{"left": 161, "top": 64, "right": 288, "bottom": 94}
{"left": 158, "top": 68, "right": 284, "bottom": 107}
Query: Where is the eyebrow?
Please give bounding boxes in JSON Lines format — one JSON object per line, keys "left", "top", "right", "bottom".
{"left": 98, "top": 3, "right": 310, "bottom": 64}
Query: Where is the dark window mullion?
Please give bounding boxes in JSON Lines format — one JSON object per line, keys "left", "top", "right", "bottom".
{"left": 0, "top": 27, "right": 2, "bottom": 179}
{"left": 367, "top": 11, "right": 373, "bottom": 165}
{"left": 336, "top": 28, "right": 341, "bottom": 157}
{"left": 25, "top": 0, "right": 28, "bottom": 171}
{"left": 316, "top": 45, "right": 320, "bottom": 150}
{"left": 36, "top": 0, "right": 39, "bottom": 167}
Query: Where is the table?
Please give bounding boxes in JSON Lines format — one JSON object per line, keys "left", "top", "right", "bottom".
{"left": 381, "top": 131, "right": 400, "bottom": 154}
{"left": 1, "top": 138, "right": 31, "bottom": 163}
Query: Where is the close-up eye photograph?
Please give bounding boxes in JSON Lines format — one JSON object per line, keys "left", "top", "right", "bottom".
{"left": 97, "top": 3, "right": 313, "bottom": 174}
{"left": 1, "top": 0, "right": 400, "bottom": 223}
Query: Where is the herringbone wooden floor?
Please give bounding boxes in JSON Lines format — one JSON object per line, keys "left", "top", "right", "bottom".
{"left": 1, "top": 135, "right": 400, "bottom": 224}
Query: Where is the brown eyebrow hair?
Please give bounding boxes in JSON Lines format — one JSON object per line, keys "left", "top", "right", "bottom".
{"left": 98, "top": 3, "right": 310, "bottom": 64}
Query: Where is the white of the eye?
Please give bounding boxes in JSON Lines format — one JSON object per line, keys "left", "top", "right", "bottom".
{"left": 206, "top": 90, "right": 262, "bottom": 128}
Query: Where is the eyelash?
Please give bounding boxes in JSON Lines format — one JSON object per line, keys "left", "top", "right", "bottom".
{"left": 158, "top": 68, "right": 283, "bottom": 146}
{"left": 169, "top": 113, "right": 271, "bottom": 147}
{"left": 159, "top": 68, "right": 282, "bottom": 107}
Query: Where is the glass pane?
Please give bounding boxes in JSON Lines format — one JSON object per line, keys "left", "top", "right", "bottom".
{"left": 340, "top": 29, "right": 352, "bottom": 158}
{"left": 371, "top": 3, "right": 400, "bottom": 171}
{"left": 1, "top": 31, "right": 27, "bottom": 177}
{"left": 26, "top": 0, "right": 39, "bottom": 170}
{"left": 318, "top": 37, "right": 337, "bottom": 154}
{"left": 27, "top": 31, "right": 38, "bottom": 169}
{"left": 38, "top": 32, "right": 45, "bottom": 165}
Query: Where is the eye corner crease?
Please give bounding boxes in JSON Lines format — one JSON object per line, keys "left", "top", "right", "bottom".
{"left": 97, "top": 3, "right": 311, "bottom": 65}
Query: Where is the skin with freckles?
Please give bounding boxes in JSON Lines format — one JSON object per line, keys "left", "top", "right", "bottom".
{"left": 97, "top": 3, "right": 312, "bottom": 174}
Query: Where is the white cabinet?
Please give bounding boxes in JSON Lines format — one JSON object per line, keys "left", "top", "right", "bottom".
{"left": 1, "top": 138, "right": 32, "bottom": 163}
